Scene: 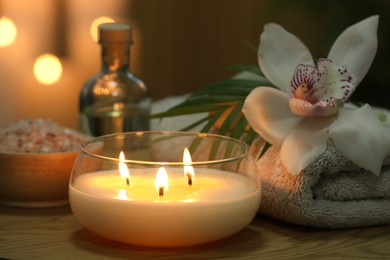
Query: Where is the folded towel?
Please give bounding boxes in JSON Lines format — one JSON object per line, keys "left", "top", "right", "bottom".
{"left": 255, "top": 139, "right": 390, "bottom": 229}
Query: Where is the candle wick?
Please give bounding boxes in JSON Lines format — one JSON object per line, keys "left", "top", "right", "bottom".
{"left": 126, "top": 177, "right": 130, "bottom": 186}
{"left": 158, "top": 187, "right": 164, "bottom": 197}
{"left": 186, "top": 173, "right": 192, "bottom": 186}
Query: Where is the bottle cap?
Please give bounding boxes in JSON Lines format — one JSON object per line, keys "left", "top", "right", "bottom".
{"left": 98, "top": 23, "right": 132, "bottom": 43}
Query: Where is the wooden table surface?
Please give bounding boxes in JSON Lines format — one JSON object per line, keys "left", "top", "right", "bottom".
{"left": 1, "top": 204, "right": 389, "bottom": 260}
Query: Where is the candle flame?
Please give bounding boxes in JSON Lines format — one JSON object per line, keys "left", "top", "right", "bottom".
{"left": 183, "top": 147, "right": 194, "bottom": 185}
{"left": 155, "top": 167, "right": 168, "bottom": 196}
{"left": 119, "top": 151, "right": 130, "bottom": 185}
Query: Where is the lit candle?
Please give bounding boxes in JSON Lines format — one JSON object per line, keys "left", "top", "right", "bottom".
{"left": 69, "top": 148, "right": 260, "bottom": 247}
{"left": 155, "top": 167, "right": 168, "bottom": 197}
{"left": 183, "top": 147, "right": 194, "bottom": 186}
{"left": 118, "top": 151, "right": 130, "bottom": 186}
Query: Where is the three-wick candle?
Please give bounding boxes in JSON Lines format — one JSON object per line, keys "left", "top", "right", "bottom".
{"left": 69, "top": 148, "right": 260, "bottom": 247}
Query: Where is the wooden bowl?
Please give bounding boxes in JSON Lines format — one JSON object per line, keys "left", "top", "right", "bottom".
{"left": 0, "top": 150, "right": 79, "bottom": 208}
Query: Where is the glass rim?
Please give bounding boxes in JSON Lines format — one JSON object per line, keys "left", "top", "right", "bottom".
{"left": 80, "top": 131, "right": 251, "bottom": 166}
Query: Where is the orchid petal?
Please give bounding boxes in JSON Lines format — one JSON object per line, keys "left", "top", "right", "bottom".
{"left": 280, "top": 117, "right": 335, "bottom": 175}
{"left": 288, "top": 63, "right": 328, "bottom": 99}
{"left": 329, "top": 105, "right": 390, "bottom": 176}
{"left": 288, "top": 59, "right": 357, "bottom": 117}
{"left": 315, "top": 59, "right": 357, "bottom": 105}
{"left": 242, "top": 87, "right": 303, "bottom": 146}
{"left": 289, "top": 98, "right": 340, "bottom": 117}
{"left": 328, "top": 15, "right": 378, "bottom": 83}
{"left": 289, "top": 59, "right": 357, "bottom": 104}
{"left": 258, "top": 23, "right": 314, "bottom": 91}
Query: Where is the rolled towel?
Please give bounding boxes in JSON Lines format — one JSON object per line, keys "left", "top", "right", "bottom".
{"left": 256, "top": 139, "right": 390, "bottom": 229}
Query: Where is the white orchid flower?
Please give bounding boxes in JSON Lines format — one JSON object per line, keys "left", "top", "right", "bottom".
{"left": 243, "top": 15, "right": 390, "bottom": 176}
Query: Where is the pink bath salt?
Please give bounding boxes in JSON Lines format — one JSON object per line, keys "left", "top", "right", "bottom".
{"left": 0, "top": 119, "right": 90, "bottom": 153}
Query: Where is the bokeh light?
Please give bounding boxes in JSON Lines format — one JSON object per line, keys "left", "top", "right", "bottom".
{"left": 0, "top": 16, "right": 17, "bottom": 47}
{"left": 90, "top": 16, "right": 115, "bottom": 42}
{"left": 33, "top": 54, "right": 63, "bottom": 85}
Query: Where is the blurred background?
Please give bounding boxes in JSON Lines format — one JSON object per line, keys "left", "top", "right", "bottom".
{"left": 0, "top": 0, "right": 389, "bottom": 129}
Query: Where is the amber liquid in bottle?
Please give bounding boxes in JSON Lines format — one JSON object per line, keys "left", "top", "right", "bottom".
{"left": 79, "top": 23, "right": 151, "bottom": 136}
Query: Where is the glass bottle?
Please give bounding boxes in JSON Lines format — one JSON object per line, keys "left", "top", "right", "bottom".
{"left": 79, "top": 23, "right": 151, "bottom": 137}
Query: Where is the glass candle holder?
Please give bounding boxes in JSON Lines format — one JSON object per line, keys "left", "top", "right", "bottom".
{"left": 69, "top": 131, "right": 261, "bottom": 247}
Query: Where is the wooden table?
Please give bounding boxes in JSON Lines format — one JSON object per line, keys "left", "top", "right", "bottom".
{"left": 1, "top": 204, "right": 389, "bottom": 260}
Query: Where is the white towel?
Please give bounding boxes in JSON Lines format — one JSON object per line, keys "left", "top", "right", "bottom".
{"left": 255, "top": 139, "right": 390, "bottom": 228}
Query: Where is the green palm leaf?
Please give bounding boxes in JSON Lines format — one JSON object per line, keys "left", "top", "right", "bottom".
{"left": 151, "top": 65, "right": 273, "bottom": 158}
{"left": 188, "top": 110, "right": 225, "bottom": 154}
{"left": 194, "top": 79, "right": 269, "bottom": 96}
{"left": 224, "top": 64, "right": 263, "bottom": 76}
{"left": 231, "top": 115, "right": 250, "bottom": 141}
